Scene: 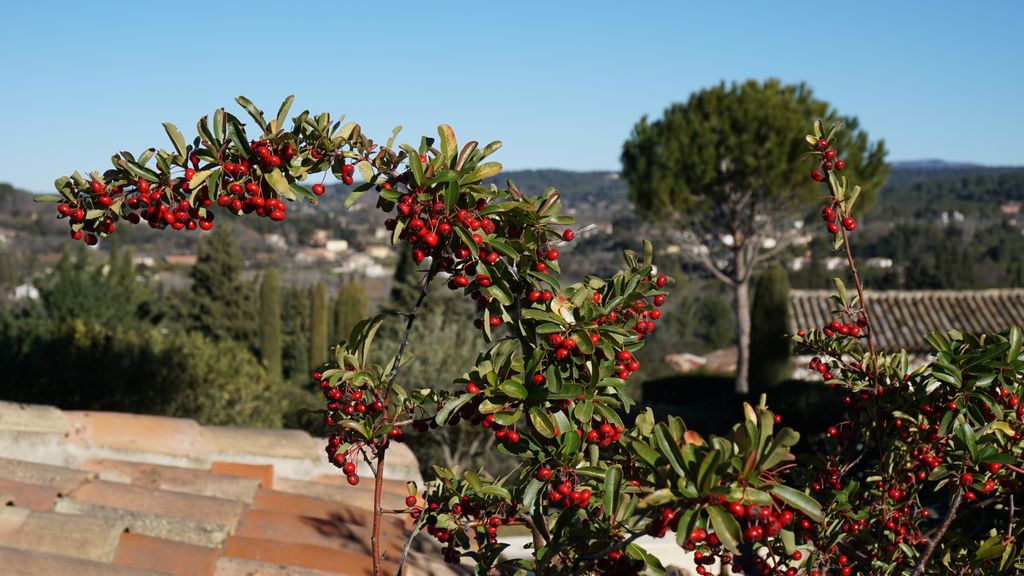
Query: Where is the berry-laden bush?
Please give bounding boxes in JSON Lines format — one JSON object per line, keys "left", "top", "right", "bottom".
{"left": 41, "top": 99, "right": 1023, "bottom": 576}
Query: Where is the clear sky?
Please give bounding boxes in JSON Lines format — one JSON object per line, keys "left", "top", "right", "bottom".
{"left": 2, "top": 1, "right": 1021, "bottom": 192}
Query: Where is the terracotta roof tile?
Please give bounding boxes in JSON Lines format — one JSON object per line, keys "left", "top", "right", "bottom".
{"left": 0, "top": 402, "right": 70, "bottom": 435}
{"left": 54, "top": 498, "right": 230, "bottom": 548}
{"left": 0, "top": 456, "right": 94, "bottom": 494}
{"left": 273, "top": 476, "right": 407, "bottom": 513}
{"left": 67, "top": 479, "right": 246, "bottom": 527}
{"left": 223, "top": 534, "right": 384, "bottom": 575}
{"left": 0, "top": 546, "right": 169, "bottom": 576}
{"left": 252, "top": 488, "right": 404, "bottom": 531}
{"left": 81, "top": 459, "right": 260, "bottom": 503}
{"left": 0, "top": 477, "right": 60, "bottom": 510}
{"left": 64, "top": 411, "right": 204, "bottom": 458}
{"left": 201, "top": 426, "right": 319, "bottom": 460}
{"left": 791, "top": 289, "right": 1024, "bottom": 353}
{"left": 114, "top": 532, "right": 218, "bottom": 576}
{"left": 0, "top": 506, "right": 125, "bottom": 562}
{"left": 0, "top": 402, "right": 461, "bottom": 576}
{"left": 210, "top": 461, "right": 274, "bottom": 489}
{"left": 213, "top": 557, "right": 338, "bottom": 576}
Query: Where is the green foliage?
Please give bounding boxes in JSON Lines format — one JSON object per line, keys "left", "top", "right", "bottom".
{"left": 873, "top": 166, "right": 1024, "bottom": 218}
{"left": 36, "top": 245, "right": 152, "bottom": 329}
{"left": 332, "top": 281, "right": 368, "bottom": 346}
{"left": 163, "top": 330, "right": 294, "bottom": 427}
{"left": 259, "top": 268, "right": 282, "bottom": 380}
{"left": 180, "top": 223, "right": 255, "bottom": 345}
{"left": 281, "top": 284, "right": 310, "bottom": 382}
{"left": 750, "top": 262, "right": 792, "bottom": 390}
{"left": 0, "top": 316, "right": 293, "bottom": 427}
{"left": 309, "top": 281, "right": 328, "bottom": 369}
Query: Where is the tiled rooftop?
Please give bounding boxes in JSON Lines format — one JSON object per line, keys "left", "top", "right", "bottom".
{"left": 790, "top": 289, "right": 1024, "bottom": 353}
{"left": 0, "top": 400, "right": 462, "bottom": 576}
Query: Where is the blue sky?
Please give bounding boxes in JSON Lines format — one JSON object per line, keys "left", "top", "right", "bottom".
{"left": 1, "top": 1, "right": 1021, "bottom": 192}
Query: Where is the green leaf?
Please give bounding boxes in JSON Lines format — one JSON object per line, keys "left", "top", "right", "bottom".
{"left": 235, "top": 95, "right": 268, "bottom": 132}
{"left": 522, "top": 477, "right": 545, "bottom": 509}
{"left": 529, "top": 407, "right": 557, "bottom": 438}
{"left": 770, "top": 485, "right": 824, "bottom": 523}
{"left": 265, "top": 169, "right": 293, "bottom": 199}
{"left": 603, "top": 465, "right": 622, "bottom": 521}
{"left": 437, "top": 124, "right": 457, "bottom": 163}
{"left": 1007, "top": 326, "right": 1022, "bottom": 362}
{"left": 500, "top": 380, "right": 528, "bottom": 400}
{"left": 356, "top": 160, "right": 374, "bottom": 183}
{"left": 833, "top": 277, "right": 848, "bottom": 306}
{"left": 274, "top": 95, "right": 294, "bottom": 133}
{"left": 435, "top": 393, "right": 474, "bottom": 425}
{"left": 461, "top": 161, "right": 502, "bottom": 184}
{"left": 654, "top": 423, "right": 687, "bottom": 479}
{"left": 707, "top": 505, "right": 743, "bottom": 555}
{"left": 188, "top": 169, "right": 214, "bottom": 190}
{"left": 344, "top": 190, "right": 367, "bottom": 208}
{"left": 162, "top": 122, "right": 187, "bottom": 157}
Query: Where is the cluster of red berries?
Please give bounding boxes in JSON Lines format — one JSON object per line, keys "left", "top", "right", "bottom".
{"left": 806, "top": 356, "right": 836, "bottom": 383}
{"left": 646, "top": 505, "right": 680, "bottom": 538}
{"left": 809, "top": 137, "right": 846, "bottom": 183}
{"left": 54, "top": 136, "right": 349, "bottom": 244}
{"left": 414, "top": 491, "right": 515, "bottom": 563}
{"left": 821, "top": 205, "right": 856, "bottom": 236}
{"left": 216, "top": 180, "right": 289, "bottom": 220}
{"left": 583, "top": 420, "right": 624, "bottom": 447}
{"left": 314, "top": 370, "right": 388, "bottom": 485}
{"left": 534, "top": 468, "right": 592, "bottom": 508}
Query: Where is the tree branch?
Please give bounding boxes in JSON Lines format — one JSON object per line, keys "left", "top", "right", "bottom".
{"left": 911, "top": 491, "right": 963, "bottom": 576}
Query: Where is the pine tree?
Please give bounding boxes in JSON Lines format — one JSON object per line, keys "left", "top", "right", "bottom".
{"left": 259, "top": 268, "right": 282, "bottom": 381}
{"left": 183, "top": 223, "right": 255, "bottom": 345}
{"left": 622, "top": 79, "right": 889, "bottom": 394}
{"left": 333, "top": 281, "right": 368, "bottom": 345}
{"left": 749, "top": 261, "right": 792, "bottom": 391}
{"left": 310, "top": 281, "right": 328, "bottom": 369}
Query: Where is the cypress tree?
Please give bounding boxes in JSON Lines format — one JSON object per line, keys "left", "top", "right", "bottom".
{"left": 183, "top": 223, "right": 255, "bottom": 345}
{"left": 259, "top": 268, "right": 282, "bottom": 380}
{"left": 750, "top": 261, "right": 793, "bottom": 391}
{"left": 310, "top": 282, "right": 328, "bottom": 369}
{"left": 281, "top": 285, "right": 310, "bottom": 381}
{"left": 333, "top": 282, "right": 368, "bottom": 344}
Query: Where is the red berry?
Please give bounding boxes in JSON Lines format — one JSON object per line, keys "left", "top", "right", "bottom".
{"left": 810, "top": 170, "right": 824, "bottom": 182}
{"left": 536, "top": 467, "right": 552, "bottom": 482}
{"left": 312, "top": 183, "right": 325, "bottom": 196}
{"left": 562, "top": 229, "right": 575, "bottom": 241}
{"left": 816, "top": 138, "right": 828, "bottom": 149}
{"left": 405, "top": 495, "right": 417, "bottom": 507}
{"left": 827, "top": 222, "right": 839, "bottom": 235}
{"left": 835, "top": 160, "right": 846, "bottom": 170}
{"left": 466, "top": 383, "right": 480, "bottom": 394}
{"left": 346, "top": 474, "right": 360, "bottom": 486}
{"left": 842, "top": 216, "right": 856, "bottom": 231}
{"left": 342, "top": 462, "right": 356, "bottom": 475}
{"left": 821, "top": 206, "right": 835, "bottom": 222}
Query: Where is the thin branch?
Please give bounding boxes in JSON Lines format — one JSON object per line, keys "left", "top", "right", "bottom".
{"left": 371, "top": 446, "right": 388, "bottom": 576}
{"left": 911, "top": 491, "right": 964, "bottom": 576}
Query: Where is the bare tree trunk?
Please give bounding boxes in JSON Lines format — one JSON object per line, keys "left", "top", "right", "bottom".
{"left": 734, "top": 263, "right": 752, "bottom": 395}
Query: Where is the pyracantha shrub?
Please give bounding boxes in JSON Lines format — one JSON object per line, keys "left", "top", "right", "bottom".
{"left": 45, "top": 100, "right": 1023, "bottom": 576}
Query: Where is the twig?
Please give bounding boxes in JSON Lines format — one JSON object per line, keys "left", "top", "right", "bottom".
{"left": 371, "top": 446, "right": 388, "bottom": 576}
{"left": 396, "top": 507, "right": 429, "bottom": 575}
{"left": 370, "top": 262, "right": 438, "bottom": 576}
{"left": 911, "top": 491, "right": 963, "bottom": 576}
{"left": 827, "top": 177, "right": 880, "bottom": 389}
